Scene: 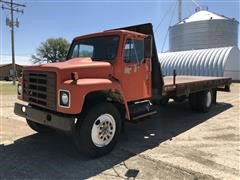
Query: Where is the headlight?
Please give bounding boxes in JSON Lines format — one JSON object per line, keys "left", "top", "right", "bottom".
{"left": 61, "top": 93, "right": 69, "bottom": 105}
{"left": 59, "top": 90, "right": 70, "bottom": 107}
{"left": 17, "top": 84, "right": 22, "bottom": 95}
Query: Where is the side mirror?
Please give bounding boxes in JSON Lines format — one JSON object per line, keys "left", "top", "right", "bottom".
{"left": 144, "top": 35, "right": 152, "bottom": 59}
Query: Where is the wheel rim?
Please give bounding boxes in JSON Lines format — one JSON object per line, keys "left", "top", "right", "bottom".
{"left": 91, "top": 113, "right": 116, "bottom": 147}
{"left": 206, "top": 91, "right": 212, "bottom": 107}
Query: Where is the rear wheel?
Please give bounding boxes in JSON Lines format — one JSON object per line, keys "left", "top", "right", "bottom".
{"left": 189, "top": 90, "right": 212, "bottom": 113}
{"left": 197, "top": 90, "right": 212, "bottom": 112}
{"left": 174, "top": 96, "right": 186, "bottom": 103}
{"left": 74, "top": 102, "right": 122, "bottom": 158}
{"left": 189, "top": 93, "right": 198, "bottom": 111}
{"left": 26, "top": 119, "right": 53, "bottom": 133}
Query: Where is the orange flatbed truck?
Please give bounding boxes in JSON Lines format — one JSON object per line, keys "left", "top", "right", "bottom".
{"left": 14, "top": 23, "right": 231, "bottom": 157}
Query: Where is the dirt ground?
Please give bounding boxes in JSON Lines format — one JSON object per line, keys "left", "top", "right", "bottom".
{"left": 0, "top": 83, "right": 239, "bottom": 179}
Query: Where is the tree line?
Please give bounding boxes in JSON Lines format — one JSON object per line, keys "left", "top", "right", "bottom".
{"left": 31, "top": 38, "right": 70, "bottom": 64}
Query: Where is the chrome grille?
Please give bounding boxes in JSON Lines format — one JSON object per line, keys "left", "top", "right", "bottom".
{"left": 23, "top": 71, "right": 56, "bottom": 110}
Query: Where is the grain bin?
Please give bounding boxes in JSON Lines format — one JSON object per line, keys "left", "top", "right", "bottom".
{"left": 169, "top": 10, "right": 239, "bottom": 52}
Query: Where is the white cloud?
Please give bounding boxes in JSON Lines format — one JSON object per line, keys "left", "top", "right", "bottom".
{"left": 0, "top": 55, "right": 33, "bottom": 65}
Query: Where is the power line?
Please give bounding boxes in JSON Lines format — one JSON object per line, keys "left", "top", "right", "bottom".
{"left": 0, "top": 0, "right": 26, "bottom": 85}
{"left": 154, "top": 2, "right": 176, "bottom": 33}
{"left": 161, "top": 1, "right": 177, "bottom": 52}
{"left": 191, "top": 0, "right": 201, "bottom": 8}
{"left": 186, "top": 1, "right": 194, "bottom": 17}
{"left": 178, "top": 0, "right": 182, "bottom": 22}
{"left": 0, "top": 0, "right": 25, "bottom": 7}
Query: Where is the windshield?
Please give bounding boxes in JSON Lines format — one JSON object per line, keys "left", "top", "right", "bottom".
{"left": 68, "top": 36, "right": 119, "bottom": 61}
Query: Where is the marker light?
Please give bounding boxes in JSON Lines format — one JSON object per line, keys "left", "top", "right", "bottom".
{"left": 71, "top": 72, "right": 79, "bottom": 81}
{"left": 17, "top": 84, "right": 22, "bottom": 95}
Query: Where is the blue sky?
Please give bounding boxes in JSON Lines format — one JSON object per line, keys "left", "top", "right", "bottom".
{"left": 1, "top": 0, "right": 239, "bottom": 65}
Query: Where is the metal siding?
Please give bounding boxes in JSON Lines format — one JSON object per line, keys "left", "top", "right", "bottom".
{"left": 158, "top": 47, "right": 237, "bottom": 78}
{"left": 223, "top": 47, "right": 240, "bottom": 80}
{"left": 221, "top": 48, "right": 233, "bottom": 76}
{"left": 169, "top": 20, "right": 238, "bottom": 52}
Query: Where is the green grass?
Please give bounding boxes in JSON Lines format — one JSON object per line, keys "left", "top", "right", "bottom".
{"left": 0, "top": 83, "right": 17, "bottom": 95}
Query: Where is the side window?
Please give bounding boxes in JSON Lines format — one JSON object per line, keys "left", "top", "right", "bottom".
{"left": 124, "top": 39, "right": 144, "bottom": 63}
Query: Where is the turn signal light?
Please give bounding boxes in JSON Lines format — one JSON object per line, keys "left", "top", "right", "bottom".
{"left": 71, "top": 72, "right": 79, "bottom": 81}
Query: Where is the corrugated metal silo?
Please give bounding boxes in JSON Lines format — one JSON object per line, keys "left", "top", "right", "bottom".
{"left": 169, "top": 10, "right": 239, "bottom": 52}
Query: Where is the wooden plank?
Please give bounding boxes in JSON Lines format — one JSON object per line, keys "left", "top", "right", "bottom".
{"left": 163, "top": 75, "right": 231, "bottom": 97}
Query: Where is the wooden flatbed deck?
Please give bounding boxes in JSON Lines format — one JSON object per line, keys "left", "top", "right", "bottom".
{"left": 162, "top": 76, "right": 231, "bottom": 96}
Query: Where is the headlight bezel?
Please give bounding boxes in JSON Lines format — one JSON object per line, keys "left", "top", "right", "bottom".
{"left": 17, "top": 83, "right": 22, "bottom": 95}
{"left": 59, "top": 90, "right": 70, "bottom": 108}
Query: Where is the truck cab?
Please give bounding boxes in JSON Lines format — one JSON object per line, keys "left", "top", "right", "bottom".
{"left": 66, "top": 29, "right": 153, "bottom": 105}
{"left": 14, "top": 23, "right": 231, "bottom": 157}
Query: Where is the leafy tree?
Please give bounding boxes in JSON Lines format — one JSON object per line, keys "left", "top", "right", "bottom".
{"left": 31, "top": 38, "right": 70, "bottom": 64}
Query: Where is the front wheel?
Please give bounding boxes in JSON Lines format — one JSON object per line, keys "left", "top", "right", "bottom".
{"left": 74, "top": 102, "right": 122, "bottom": 158}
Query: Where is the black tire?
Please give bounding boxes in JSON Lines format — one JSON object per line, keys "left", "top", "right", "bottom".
{"left": 74, "top": 102, "right": 122, "bottom": 158}
{"left": 26, "top": 119, "right": 53, "bottom": 133}
{"left": 189, "top": 90, "right": 212, "bottom": 113}
{"left": 196, "top": 90, "right": 212, "bottom": 113}
{"left": 189, "top": 93, "right": 198, "bottom": 111}
{"left": 174, "top": 96, "right": 186, "bottom": 103}
{"left": 152, "top": 97, "right": 169, "bottom": 106}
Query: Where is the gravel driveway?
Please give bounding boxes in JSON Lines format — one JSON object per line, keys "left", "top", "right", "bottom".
{"left": 0, "top": 83, "right": 239, "bottom": 179}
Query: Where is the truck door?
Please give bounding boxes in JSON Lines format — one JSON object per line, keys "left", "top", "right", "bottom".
{"left": 121, "top": 38, "right": 151, "bottom": 101}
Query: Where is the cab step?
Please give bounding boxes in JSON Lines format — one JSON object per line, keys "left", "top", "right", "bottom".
{"left": 132, "top": 110, "right": 158, "bottom": 120}
{"left": 128, "top": 100, "right": 157, "bottom": 120}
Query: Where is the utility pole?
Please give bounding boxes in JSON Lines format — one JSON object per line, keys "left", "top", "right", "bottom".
{"left": 1, "top": 0, "right": 25, "bottom": 85}
{"left": 178, "top": 0, "right": 182, "bottom": 22}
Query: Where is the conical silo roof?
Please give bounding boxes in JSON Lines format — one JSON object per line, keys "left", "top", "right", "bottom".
{"left": 179, "top": 10, "right": 231, "bottom": 24}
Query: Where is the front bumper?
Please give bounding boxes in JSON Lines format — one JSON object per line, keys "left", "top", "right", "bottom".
{"left": 14, "top": 103, "right": 75, "bottom": 132}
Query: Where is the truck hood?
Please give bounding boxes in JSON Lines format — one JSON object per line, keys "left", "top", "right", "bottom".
{"left": 24, "top": 57, "right": 113, "bottom": 80}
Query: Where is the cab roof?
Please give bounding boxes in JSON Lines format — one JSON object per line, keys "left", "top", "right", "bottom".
{"left": 73, "top": 29, "right": 146, "bottom": 41}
